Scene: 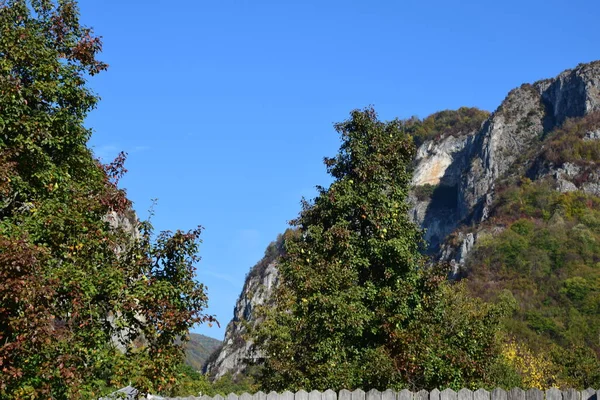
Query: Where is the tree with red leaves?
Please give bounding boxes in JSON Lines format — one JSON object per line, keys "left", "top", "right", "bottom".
{"left": 0, "top": 1, "right": 215, "bottom": 398}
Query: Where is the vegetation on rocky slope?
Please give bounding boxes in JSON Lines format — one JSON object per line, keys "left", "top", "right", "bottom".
{"left": 461, "top": 113, "right": 600, "bottom": 388}
{"left": 466, "top": 181, "right": 600, "bottom": 387}
{"left": 185, "top": 334, "right": 223, "bottom": 372}
{"left": 403, "top": 107, "right": 490, "bottom": 147}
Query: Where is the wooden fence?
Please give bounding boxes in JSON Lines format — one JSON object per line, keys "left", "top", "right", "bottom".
{"left": 142, "top": 388, "right": 600, "bottom": 400}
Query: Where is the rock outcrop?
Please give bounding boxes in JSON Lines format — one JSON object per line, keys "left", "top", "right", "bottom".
{"left": 205, "top": 60, "right": 600, "bottom": 378}
{"left": 204, "top": 237, "right": 283, "bottom": 378}
{"left": 410, "top": 128, "right": 477, "bottom": 253}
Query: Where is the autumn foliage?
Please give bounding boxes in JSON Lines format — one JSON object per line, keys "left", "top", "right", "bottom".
{"left": 0, "top": 1, "right": 214, "bottom": 398}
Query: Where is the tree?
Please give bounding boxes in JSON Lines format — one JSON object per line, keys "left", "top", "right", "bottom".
{"left": 0, "top": 1, "right": 214, "bottom": 398}
{"left": 253, "top": 108, "right": 509, "bottom": 391}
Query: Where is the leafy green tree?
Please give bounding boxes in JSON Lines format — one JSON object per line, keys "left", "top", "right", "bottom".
{"left": 0, "top": 1, "right": 214, "bottom": 398}
{"left": 253, "top": 108, "right": 508, "bottom": 391}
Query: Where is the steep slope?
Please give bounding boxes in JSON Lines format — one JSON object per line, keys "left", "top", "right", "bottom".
{"left": 204, "top": 235, "right": 284, "bottom": 378}
{"left": 184, "top": 334, "right": 222, "bottom": 371}
{"left": 206, "top": 60, "right": 600, "bottom": 381}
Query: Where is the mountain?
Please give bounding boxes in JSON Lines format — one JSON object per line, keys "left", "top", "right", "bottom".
{"left": 203, "top": 236, "right": 283, "bottom": 378}
{"left": 205, "top": 61, "right": 600, "bottom": 385}
{"left": 184, "top": 333, "right": 222, "bottom": 371}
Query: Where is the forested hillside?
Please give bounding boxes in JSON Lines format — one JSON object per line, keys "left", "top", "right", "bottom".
{"left": 207, "top": 62, "right": 600, "bottom": 390}
{"left": 185, "top": 334, "right": 222, "bottom": 372}
{"left": 463, "top": 112, "right": 600, "bottom": 387}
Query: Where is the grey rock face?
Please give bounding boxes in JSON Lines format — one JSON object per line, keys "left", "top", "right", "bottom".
{"left": 584, "top": 129, "right": 600, "bottom": 140}
{"left": 539, "top": 61, "right": 600, "bottom": 126}
{"left": 104, "top": 209, "right": 140, "bottom": 241}
{"left": 458, "top": 84, "right": 545, "bottom": 223}
{"left": 410, "top": 132, "right": 476, "bottom": 252}
{"left": 102, "top": 209, "right": 147, "bottom": 353}
{"left": 204, "top": 260, "right": 279, "bottom": 378}
{"left": 460, "top": 62, "right": 600, "bottom": 224}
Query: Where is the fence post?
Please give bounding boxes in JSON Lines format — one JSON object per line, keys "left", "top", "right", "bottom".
{"left": 296, "top": 390, "right": 309, "bottom": 400}
{"left": 430, "top": 389, "right": 441, "bottom": 400}
{"left": 339, "top": 389, "right": 352, "bottom": 400}
{"left": 474, "top": 388, "right": 490, "bottom": 400}
{"left": 563, "top": 389, "right": 580, "bottom": 400}
{"left": 399, "top": 389, "right": 414, "bottom": 400}
{"left": 508, "top": 388, "right": 525, "bottom": 400}
{"left": 324, "top": 389, "right": 337, "bottom": 400}
{"left": 367, "top": 389, "right": 382, "bottom": 400}
{"left": 526, "top": 389, "right": 542, "bottom": 400}
{"left": 309, "top": 390, "right": 323, "bottom": 400}
{"left": 282, "top": 391, "right": 294, "bottom": 400}
{"left": 382, "top": 389, "right": 396, "bottom": 400}
{"left": 459, "top": 389, "right": 473, "bottom": 400}
{"left": 416, "top": 390, "right": 429, "bottom": 400}
{"left": 441, "top": 389, "right": 457, "bottom": 400}
{"left": 240, "top": 393, "right": 252, "bottom": 400}
{"left": 546, "top": 388, "right": 561, "bottom": 400}
{"left": 227, "top": 393, "right": 239, "bottom": 400}
{"left": 580, "top": 389, "right": 596, "bottom": 400}
{"left": 352, "top": 389, "right": 366, "bottom": 400}
{"left": 491, "top": 388, "right": 507, "bottom": 400}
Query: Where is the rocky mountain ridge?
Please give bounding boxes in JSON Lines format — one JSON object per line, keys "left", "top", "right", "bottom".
{"left": 206, "top": 60, "right": 600, "bottom": 379}
{"left": 204, "top": 237, "right": 283, "bottom": 378}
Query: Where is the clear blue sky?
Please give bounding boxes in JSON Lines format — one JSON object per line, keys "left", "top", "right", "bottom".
{"left": 79, "top": 0, "right": 599, "bottom": 339}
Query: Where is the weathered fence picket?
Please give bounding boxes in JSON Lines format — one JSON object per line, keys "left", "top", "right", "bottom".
{"left": 526, "top": 389, "right": 543, "bottom": 400}
{"left": 563, "top": 389, "right": 580, "bottom": 400}
{"left": 546, "top": 389, "right": 562, "bottom": 400}
{"left": 367, "top": 389, "right": 382, "bottom": 400}
{"left": 382, "top": 389, "right": 396, "bottom": 400}
{"left": 441, "top": 388, "right": 457, "bottom": 400}
{"left": 254, "top": 391, "right": 267, "bottom": 400}
{"left": 458, "top": 388, "right": 473, "bottom": 400}
{"left": 324, "top": 389, "right": 336, "bottom": 400}
{"left": 339, "top": 389, "right": 352, "bottom": 400}
{"left": 491, "top": 388, "right": 507, "bottom": 400}
{"left": 509, "top": 388, "right": 526, "bottom": 400}
{"left": 296, "top": 390, "right": 309, "bottom": 400}
{"left": 399, "top": 389, "right": 413, "bottom": 400}
{"left": 580, "top": 389, "right": 596, "bottom": 400}
{"left": 352, "top": 389, "right": 366, "bottom": 400}
{"left": 416, "top": 390, "right": 429, "bottom": 400}
{"left": 309, "top": 390, "right": 322, "bottom": 400}
{"left": 474, "top": 389, "right": 490, "bottom": 400}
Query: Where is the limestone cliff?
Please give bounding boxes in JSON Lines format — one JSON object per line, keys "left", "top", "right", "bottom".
{"left": 204, "top": 236, "right": 283, "bottom": 378}
{"left": 206, "top": 60, "right": 600, "bottom": 378}
{"left": 414, "top": 61, "right": 600, "bottom": 268}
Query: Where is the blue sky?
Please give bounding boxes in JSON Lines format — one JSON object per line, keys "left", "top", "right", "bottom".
{"left": 79, "top": 0, "right": 599, "bottom": 339}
